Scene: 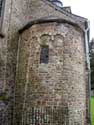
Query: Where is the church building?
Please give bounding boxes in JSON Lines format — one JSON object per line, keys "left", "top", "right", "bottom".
{"left": 0, "top": 0, "right": 91, "bottom": 125}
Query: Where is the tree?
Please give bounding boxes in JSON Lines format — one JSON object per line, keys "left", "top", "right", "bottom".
{"left": 90, "top": 39, "right": 94, "bottom": 90}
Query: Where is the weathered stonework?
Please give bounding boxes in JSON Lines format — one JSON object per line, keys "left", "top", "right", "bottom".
{"left": 0, "top": 0, "right": 90, "bottom": 124}
{"left": 15, "top": 22, "right": 87, "bottom": 124}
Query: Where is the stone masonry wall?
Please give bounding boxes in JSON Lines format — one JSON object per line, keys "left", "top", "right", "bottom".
{"left": 0, "top": 0, "right": 28, "bottom": 124}
{"left": 15, "top": 22, "right": 87, "bottom": 125}
{"left": 0, "top": 0, "right": 88, "bottom": 124}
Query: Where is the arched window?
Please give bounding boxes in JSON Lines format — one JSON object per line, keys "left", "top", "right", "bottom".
{"left": 40, "top": 45, "right": 49, "bottom": 64}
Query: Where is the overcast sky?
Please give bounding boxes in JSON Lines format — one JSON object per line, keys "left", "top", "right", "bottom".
{"left": 61, "top": 0, "right": 94, "bottom": 40}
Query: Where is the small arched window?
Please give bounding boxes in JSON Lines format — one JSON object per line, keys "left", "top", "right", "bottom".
{"left": 40, "top": 45, "right": 49, "bottom": 64}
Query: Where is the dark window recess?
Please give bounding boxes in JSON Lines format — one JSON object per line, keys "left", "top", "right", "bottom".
{"left": 0, "top": 0, "right": 3, "bottom": 17}
{"left": 40, "top": 46, "right": 49, "bottom": 64}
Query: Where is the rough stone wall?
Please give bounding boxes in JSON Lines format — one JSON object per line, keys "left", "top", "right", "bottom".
{"left": 0, "top": 0, "right": 88, "bottom": 124}
{"left": 15, "top": 22, "right": 87, "bottom": 125}
{"left": 24, "top": 0, "right": 86, "bottom": 28}
{"left": 0, "top": 0, "right": 29, "bottom": 124}
{"left": 0, "top": 0, "right": 85, "bottom": 98}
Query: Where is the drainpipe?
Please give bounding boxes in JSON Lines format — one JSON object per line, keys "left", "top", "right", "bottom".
{"left": 84, "top": 21, "right": 91, "bottom": 125}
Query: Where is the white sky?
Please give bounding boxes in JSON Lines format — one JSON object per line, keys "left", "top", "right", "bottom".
{"left": 61, "top": 0, "right": 94, "bottom": 40}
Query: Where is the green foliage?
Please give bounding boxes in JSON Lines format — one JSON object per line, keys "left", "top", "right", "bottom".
{"left": 91, "top": 97, "right": 94, "bottom": 125}
{"left": 90, "top": 39, "right": 94, "bottom": 89}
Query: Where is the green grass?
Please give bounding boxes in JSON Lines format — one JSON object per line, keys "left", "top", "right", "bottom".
{"left": 91, "top": 97, "right": 94, "bottom": 125}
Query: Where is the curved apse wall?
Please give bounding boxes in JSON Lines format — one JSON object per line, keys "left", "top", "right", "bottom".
{"left": 15, "top": 22, "right": 87, "bottom": 125}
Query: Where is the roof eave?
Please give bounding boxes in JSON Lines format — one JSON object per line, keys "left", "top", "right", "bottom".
{"left": 19, "top": 18, "right": 84, "bottom": 34}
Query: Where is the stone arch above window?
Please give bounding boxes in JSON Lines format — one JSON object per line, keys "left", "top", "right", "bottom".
{"left": 40, "top": 34, "right": 51, "bottom": 45}
{"left": 54, "top": 34, "right": 64, "bottom": 47}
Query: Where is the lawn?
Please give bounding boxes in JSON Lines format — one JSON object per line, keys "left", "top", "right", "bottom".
{"left": 91, "top": 97, "right": 94, "bottom": 125}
